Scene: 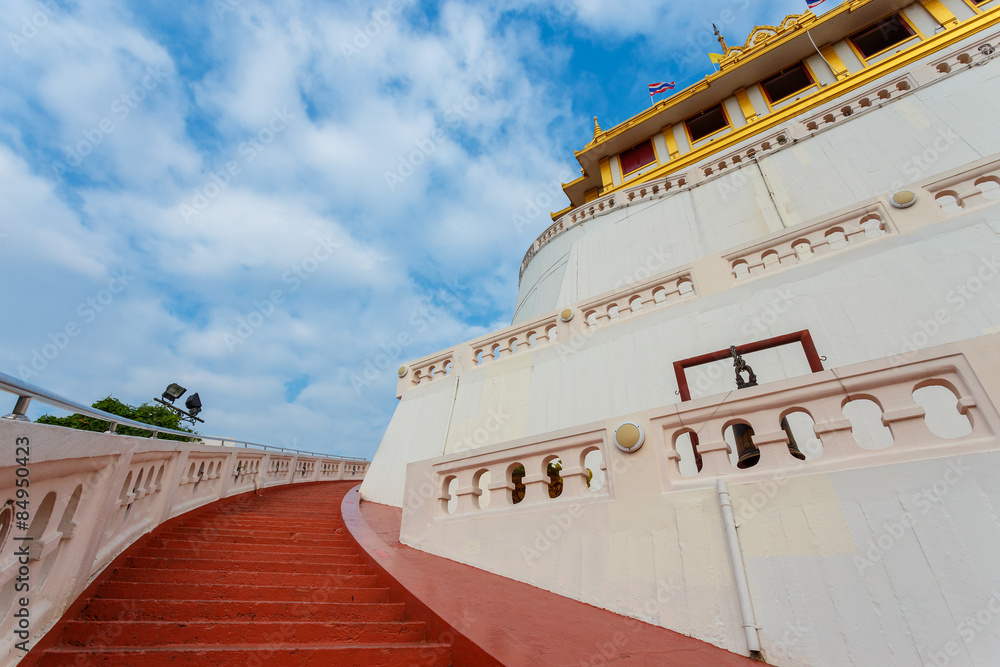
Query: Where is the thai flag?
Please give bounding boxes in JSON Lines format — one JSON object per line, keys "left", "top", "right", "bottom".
{"left": 648, "top": 82, "right": 675, "bottom": 98}
{"left": 806, "top": 0, "right": 826, "bottom": 8}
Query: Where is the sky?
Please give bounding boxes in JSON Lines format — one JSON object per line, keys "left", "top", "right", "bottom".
{"left": 0, "top": 0, "right": 812, "bottom": 460}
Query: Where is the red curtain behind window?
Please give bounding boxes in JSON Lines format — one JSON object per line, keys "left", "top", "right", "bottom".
{"left": 620, "top": 140, "right": 656, "bottom": 174}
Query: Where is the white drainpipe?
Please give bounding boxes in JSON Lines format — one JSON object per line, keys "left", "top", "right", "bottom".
{"left": 717, "top": 478, "right": 763, "bottom": 659}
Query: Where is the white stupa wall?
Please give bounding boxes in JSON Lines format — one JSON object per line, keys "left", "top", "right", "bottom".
{"left": 362, "top": 197, "right": 1000, "bottom": 508}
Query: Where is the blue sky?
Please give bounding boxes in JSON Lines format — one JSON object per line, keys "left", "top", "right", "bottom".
{"left": 1, "top": 0, "right": 811, "bottom": 459}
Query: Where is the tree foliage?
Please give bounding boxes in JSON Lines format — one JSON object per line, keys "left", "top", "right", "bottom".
{"left": 36, "top": 396, "right": 197, "bottom": 441}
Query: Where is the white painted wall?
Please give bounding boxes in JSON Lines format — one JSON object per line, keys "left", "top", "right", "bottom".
{"left": 401, "top": 448, "right": 1000, "bottom": 666}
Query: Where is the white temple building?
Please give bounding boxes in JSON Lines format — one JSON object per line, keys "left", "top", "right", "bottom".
{"left": 361, "top": 0, "right": 1000, "bottom": 664}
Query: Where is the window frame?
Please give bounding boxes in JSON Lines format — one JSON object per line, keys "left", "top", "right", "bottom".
{"left": 963, "top": 0, "right": 996, "bottom": 11}
{"left": 618, "top": 138, "right": 659, "bottom": 177}
{"left": 847, "top": 13, "right": 921, "bottom": 63}
{"left": 759, "top": 61, "right": 819, "bottom": 107}
{"left": 684, "top": 103, "right": 732, "bottom": 145}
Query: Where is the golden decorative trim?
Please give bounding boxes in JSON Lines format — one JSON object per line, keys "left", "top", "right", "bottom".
{"left": 721, "top": 13, "right": 813, "bottom": 65}
{"left": 735, "top": 88, "right": 759, "bottom": 123}
{"left": 919, "top": 0, "right": 959, "bottom": 29}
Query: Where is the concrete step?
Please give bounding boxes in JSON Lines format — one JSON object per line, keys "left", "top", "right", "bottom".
{"left": 146, "top": 538, "right": 357, "bottom": 555}
{"left": 133, "top": 546, "right": 361, "bottom": 563}
{"left": 35, "top": 644, "right": 453, "bottom": 667}
{"left": 124, "top": 556, "right": 367, "bottom": 575}
{"left": 159, "top": 529, "right": 352, "bottom": 546}
{"left": 78, "top": 599, "right": 407, "bottom": 623}
{"left": 108, "top": 568, "right": 378, "bottom": 587}
{"left": 96, "top": 581, "right": 391, "bottom": 603}
{"left": 58, "top": 620, "right": 428, "bottom": 646}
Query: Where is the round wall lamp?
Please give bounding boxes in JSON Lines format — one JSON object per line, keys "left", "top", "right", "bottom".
{"left": 398, "top": 365, "right": 409, "bottom": 378}
{"left": 890, "top": 189, "right": 917, "bottom": 209}
{"left": 559, "top": 308, "right": 575, "bottom": 322}
{"left": 614, "top": 422, "right": 645, "bottom": 453}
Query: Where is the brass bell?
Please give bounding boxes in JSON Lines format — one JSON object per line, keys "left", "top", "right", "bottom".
{"left": 689, "top": 432, "right": 704, "bottom": 473}
{"left": 781, "top": 417, "right": 807, "bottom": 461}
{"left": 732, "top": 423, "right": 759, "bottom": 469}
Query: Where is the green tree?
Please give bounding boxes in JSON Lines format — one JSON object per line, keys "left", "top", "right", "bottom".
{"left": 36, "top": 396, "right": 197, "bottom": 441}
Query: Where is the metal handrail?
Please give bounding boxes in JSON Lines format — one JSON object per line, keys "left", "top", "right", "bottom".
{"left": 0, "top": 371, "right": 369, "bottom": 462}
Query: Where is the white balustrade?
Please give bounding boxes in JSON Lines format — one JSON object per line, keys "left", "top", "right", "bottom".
{"left": 699, "top": 129, "right": 791, "bottom": 177}
{"left": 929, "top": 31, "right": 1000, "bottom": 75}
{"left": 470, "top": 314, "right": 560, "bottom": 366}
{"left": 923, "top": 155, "right": 1000, "bottom": 215}
{"left": 800, "top": 74, "right": 916, "bottom": 132}
{"left": 725, "top": 204, "right": 893, "bottom": 282}
{"left": 405, "top": 352, "right": 455, "bottom": 388}
{"left": 232, "top": 454, "right": 263, "bottom": 489}
{"left": 652, "top": 349, "right": 998, "bottom": 487}
{"left": 0, "top": 420, "right": 368, "bottom": 662}
{"left": 581, "top": 269, "right": 696, "bottom": 328}
{"left": 425, "top": 429, "right": 610, "bottom": 521}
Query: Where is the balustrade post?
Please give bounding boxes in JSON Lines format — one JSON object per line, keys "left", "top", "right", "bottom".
{"left": 455, "top": 483, "right": 481, "bottom": 514}
{"left": 811, "top": 400, "right": 862, "bottom": 455}
{"left": 219, "top": 451, "right": 238, "bottom": 498}
{"left": 521, "top": 470, "right": 550, "bottom": 503}
{"left": 560, "top": 466, "right": 590, "bottom": 497}
{"left": 694, "top": 436, "right": 734, "bottom": 477}
{"left": 881, "top": 405, "right": 931, "bottom": 446}
{"left": 67, "top": 451, "right": 134, "bottom": 605}
{"left": 750, "top": 427, "right": 794, "bottom": 469}
{"left": 487, "top": 478, "right": 517, "bottom": 506}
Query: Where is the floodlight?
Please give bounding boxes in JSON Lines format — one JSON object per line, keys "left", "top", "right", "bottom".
{"left": 162, "top": 383, "right": 187, "bottom": 403}
{"left": 185, "top": 393, "right": 202, "bottom": 417}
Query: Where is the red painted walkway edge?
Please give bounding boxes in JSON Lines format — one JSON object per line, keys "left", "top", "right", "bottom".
{"left": 341, "top": 486, "right": 501, "bottom": 666}
{"left": 343, "top": 486, "right": 765, "bottom": 667}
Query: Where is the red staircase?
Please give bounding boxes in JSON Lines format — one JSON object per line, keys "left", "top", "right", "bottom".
{"left": 26, "top": 482, "right": 451, "bottom": 666}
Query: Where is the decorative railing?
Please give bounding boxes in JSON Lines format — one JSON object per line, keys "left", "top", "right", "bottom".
{"left": 470, "top": 313, "right": 560, "bottom": 366}
{"left": 699, "top": 128, "right": 791, "bottom": 177}
{"left": 652, "top": 350, "right": 998, "bottom": 486}
{"left": 724, "top": 204, "right": 892, "bottom": 282}
{"left": 581, "top": 269, "right": 696, "bottom": 327}
{"left": 930, "top": 30, "right": 1000, "bottom": 75}
{"left": 426, "top": 428, "right": 611, "bottom": 521}
{"left": 0, "top": 373, "right": 370, "bottom": 662}
{"left": 403, "top": 344, "right": 999, "bottom": 531}
{"left": 232, "top": 453, "right": 263, "bottom": 489}
{"left": 404, "top": 351, "right": 455, "bottom": 389}
{"left": 800, "top": 74, "right": 915, "bottom": 132}
{"left": 923, "top": 154, "right": 1000, "bottom": 214}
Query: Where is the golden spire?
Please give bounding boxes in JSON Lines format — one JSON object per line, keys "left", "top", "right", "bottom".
{"left": 713, "top": 23, "right": 729, "bottom": 53}
{"left": 593, "top": 116, "right": 603, "bottom": 140}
